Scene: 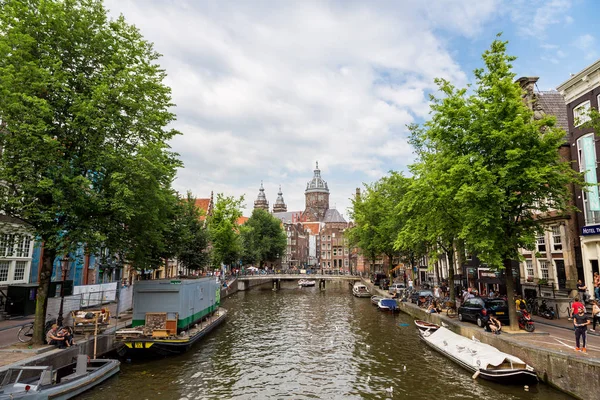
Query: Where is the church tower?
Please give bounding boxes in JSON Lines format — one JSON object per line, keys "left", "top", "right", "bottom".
{"left": 303, "top": 161, "right": 330, "bottom": 222}
{"left": 253, "top": 181, "right": 269, "bottom": 211}
{"left": 272, "top": 186, "right": 287, "bottom": 213}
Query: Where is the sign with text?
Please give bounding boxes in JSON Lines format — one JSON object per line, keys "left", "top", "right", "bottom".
{"left": 582, "top": 225, "right": 600, "bottom": 236}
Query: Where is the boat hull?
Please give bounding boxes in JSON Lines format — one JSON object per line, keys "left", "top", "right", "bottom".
{"left": 418, "top": 329, "right": 538, "bottom": 385}
{"left": 119, "top": 309, "right": 227, "bottom": 357}
{"left": 0, "top": 359, "right": 120, "bottom": 400}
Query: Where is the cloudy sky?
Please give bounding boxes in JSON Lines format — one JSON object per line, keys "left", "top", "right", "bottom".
{"left": 104, "top": 0, "right": 599, "bottom": 218}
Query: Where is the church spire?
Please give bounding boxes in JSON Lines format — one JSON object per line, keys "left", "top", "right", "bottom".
{"left": 273, "top": 185, "right": 287, "bottom": 213}
{"left": 253, "top": 180, "right": 269, "bottom": 211}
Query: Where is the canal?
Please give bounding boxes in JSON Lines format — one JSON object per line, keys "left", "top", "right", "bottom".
{"left": 80, "top": 281, "right": 572, "bottom": 399}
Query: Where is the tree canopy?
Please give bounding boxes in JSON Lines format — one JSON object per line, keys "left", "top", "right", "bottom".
{"left": 240, "top": 208, "right": 286, "bottom": 268}
{"left": 207, "top": 194, "right": 244, "bottom": 269}
{"left": 0, "top": 0, "right": 180, "bottom": 342}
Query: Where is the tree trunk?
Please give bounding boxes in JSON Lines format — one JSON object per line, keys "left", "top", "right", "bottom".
{"left": 504, "top": 258, "right": 519, "bottom": 331}
{"left": 33, "top": 246, "right": 56, "bottom": 344}
{"left": 448, "top": 250, "right": 455, "bottom": 303}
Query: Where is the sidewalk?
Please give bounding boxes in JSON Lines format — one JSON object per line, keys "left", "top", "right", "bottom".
{"left": 0, "top": 301, "right": 132, "bottom": 368}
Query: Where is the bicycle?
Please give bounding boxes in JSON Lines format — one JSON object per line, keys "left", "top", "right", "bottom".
{"left": 439, "top": 299, "right": 457, "bottom": 318}
{"left": 18, "top": 318, "right": 73, "bottom": 343}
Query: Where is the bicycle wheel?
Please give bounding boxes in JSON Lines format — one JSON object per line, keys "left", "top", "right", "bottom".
{"left": 447, "top": 307, "right": 457, "bottom": 318}
{"left": 17, "top": 324, "right": 34, "bottom": 343}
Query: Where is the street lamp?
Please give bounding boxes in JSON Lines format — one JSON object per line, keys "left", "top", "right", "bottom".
{"left": 57, "top": 256, "right": 70, "bottom": 327}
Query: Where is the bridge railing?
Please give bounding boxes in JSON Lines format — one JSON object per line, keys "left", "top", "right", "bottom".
{"left": 235, "top": 270, "right": 364, "bottom": 278}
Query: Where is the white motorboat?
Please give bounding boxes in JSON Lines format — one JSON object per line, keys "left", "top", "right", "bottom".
{"left": 370, "top": 295, "right": 383, "bottom": 305}
{"left": 415, "top": 321, "right": 537, "bottom": 384}
{"left": 377, "top": 298, "right": 399, "bottom": 312}
{"left": 352, "top": 283, "right": 370, "bottom": 298}
{"left": 0, "top": 356, "right": 119, "bottom": 399}
{"left": 298, "top": 279, "right": 316, "bottom": 287}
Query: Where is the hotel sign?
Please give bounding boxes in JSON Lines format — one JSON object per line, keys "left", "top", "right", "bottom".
{"left": 582, "top": 225, "right": 600, "bottom": 236}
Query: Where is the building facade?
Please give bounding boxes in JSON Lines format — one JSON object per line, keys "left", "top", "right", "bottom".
{"left": 557, "top": 60, "right": 600, "bottom": 299}
{"left": 516, "top": 77, "right": 580, "bottom": 298}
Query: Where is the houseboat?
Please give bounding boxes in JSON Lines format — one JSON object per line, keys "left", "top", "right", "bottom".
{"left": 116, "top": 278, "right": 226, "bottom": 357}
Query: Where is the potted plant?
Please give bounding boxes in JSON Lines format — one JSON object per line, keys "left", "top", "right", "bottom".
{"left": 538, "top": 278, "right": 548, "bottom": 285}
{"left": 526, "top": 276, "right": 534, "bottom": 282}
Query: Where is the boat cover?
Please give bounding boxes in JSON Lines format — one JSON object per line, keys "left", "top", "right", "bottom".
{"left": 380, "top": 299, "right": 397, "bottom": 308}
{"left": 424, "top": 327, "right": 527, "bottom": 370}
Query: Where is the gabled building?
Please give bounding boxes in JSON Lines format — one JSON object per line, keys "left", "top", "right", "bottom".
{"left": 516, "top": 77, "right": 580, "bottom": 299}
{"left": 557, "top": 59, "right": 600, "bottom": 299}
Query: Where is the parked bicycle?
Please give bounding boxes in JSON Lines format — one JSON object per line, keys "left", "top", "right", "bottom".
{"left": 17, "top": 317, "right": 73, "bottom": 344}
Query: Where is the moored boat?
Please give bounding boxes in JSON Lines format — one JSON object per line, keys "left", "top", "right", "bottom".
{"left": 116, "top": 277, "right": 226, "bottom": 357}
{"left": 371, "top": 295, "right": 383, "bottom": 305}
{"left": 415, "top": 322, "right": 538, "bottom": 384}
{"left": 0, "top": 356, "right": 119, "bottom": 399}
{"left": 298, "top": 279, "right": 316, "bottom": 287}
{"left": 352, "top": 283, "right": 370, "bottom": 298}
{"left": 377, "top": 298, "right": 399, "bottom": 312}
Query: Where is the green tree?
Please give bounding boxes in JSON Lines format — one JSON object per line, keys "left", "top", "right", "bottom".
{"left": 0, "top": 0, "right": 179, "bottom": 343}
{"left": 410, "top": 36, "right": 581, "bottom": 328}
{"left": 347, "top": 187, "right": 382, "bottom": 275}
{"left": 175, "top": 192, "right": 210, "bottom": 273}
{"left": 241, "top": 208, "right": 286, "bottom": 268}
{"left": 348, "top": 172, "right": 412, "bottom": 277}
{"left": 207, "top": 194, "right": 244, "bottom": 269}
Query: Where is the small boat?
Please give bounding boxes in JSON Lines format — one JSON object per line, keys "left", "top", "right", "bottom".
{"left": 377, "top": 298, "right": 399, "bottom": 312}
{"left": 298, "top": 279, "right": 316, "bottom": 287}
{"left": 352, "top": 283, "right": 370, "bottom": 298}
{"left": 414, "top": 320, "right": 440, "bottom": 332}
{"left": 0, "top": 356, "right": 119, "bottom": 399}
{"left": 415, "top": 322, "right": 537, "bottom": 384}
{"left": 371, "top": 295, "right": 383, "bottom": 305}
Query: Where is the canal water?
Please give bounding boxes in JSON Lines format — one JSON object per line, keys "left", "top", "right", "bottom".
{"left": 80, "top": 281, "right": 572, "bottom": 400}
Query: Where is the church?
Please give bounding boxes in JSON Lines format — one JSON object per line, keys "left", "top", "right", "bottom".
{"left": 253, "top": 162, "right": 350, "bottom": 272}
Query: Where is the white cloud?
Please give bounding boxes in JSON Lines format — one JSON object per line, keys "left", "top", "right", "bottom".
{"left": 104, "top": 0, "right": 498, "bottom": 216}
{"left": 511, "top": 0, "right": 573, "bottom": 38}
{"left": 574, "top": 34, "right": 598, "bottom": 60}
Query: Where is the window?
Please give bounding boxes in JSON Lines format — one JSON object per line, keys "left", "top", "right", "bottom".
{"left": 0, "top": 234, "right": 14, "bottom": 257}
{"left": 536, "top": 235, "right": 546, "bottom": 252}
{"left": 0, "top": 261, "right": 9, "bottom": 282}
{"left": 13, "top": 261, "right": 26, "bottom": 281}
{"left": 539, "top": 260, "right": 550, "bottom": 280}
{"left": 552, "top": 226, "right": 562, "bottom": 251}
{"left": 526, "top": 260, "right": 534, "bottom": 277}
{"left": 327, "top": 236, "right": 331, "bottom": 241}
{"left": 345, "top": 259, "right": 349, "bottom": 266}
{"left": 577, "top": 134, "right": 600, "bottom": 224}
{"left": 344, "top": 248, "right": 349, "bottom": 255}
{"left": 333, "top": 248, "right": 337, "bottom": 256}
{"left": 574, "top": 100, "right": 591, "bottom": 126}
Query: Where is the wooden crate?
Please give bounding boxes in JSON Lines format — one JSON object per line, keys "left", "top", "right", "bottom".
{"left": 151, "top": 329, "right": 169, "bottom": 338}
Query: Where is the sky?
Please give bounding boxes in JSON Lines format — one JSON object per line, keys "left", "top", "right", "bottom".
{"left": 104, "top": 0, "right": 600, "bottom": 219}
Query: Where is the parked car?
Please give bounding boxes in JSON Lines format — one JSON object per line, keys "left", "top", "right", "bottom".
{"left": 458, "top": 297, "right": 509, "bottom": 327}
{"left": 389, "top": 283, "right": 406, "bottom": 294}
{"left": 410, "top": 290, "right": 433, "bottom": 305}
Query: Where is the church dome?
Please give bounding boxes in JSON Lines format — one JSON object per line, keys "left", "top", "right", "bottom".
{"left": 305, "top": 161, "right": 329, "bottom": 194}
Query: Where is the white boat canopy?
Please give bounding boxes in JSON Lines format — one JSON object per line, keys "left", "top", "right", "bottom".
{"left": 424, "top": 327, "right": 528, "bottom": 370}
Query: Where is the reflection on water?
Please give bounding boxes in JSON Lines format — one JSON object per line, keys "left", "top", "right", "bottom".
{"left": 79, "top": 281, "right": 572, "bottom": 399}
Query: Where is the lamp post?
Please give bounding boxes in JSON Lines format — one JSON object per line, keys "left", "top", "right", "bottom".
{"left": 57, "top": 256, "right": 70, "bottom": 327}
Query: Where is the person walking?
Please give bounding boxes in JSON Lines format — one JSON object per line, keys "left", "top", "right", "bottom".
{"left": 591, "top": 300, "right": 600, "bottom": 332}
{"left": 573, "top": 308, "right": 591, "bottom": 352}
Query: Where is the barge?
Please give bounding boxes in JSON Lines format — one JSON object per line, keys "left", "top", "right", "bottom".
{"left": 116, "top": 278, "right": 226, "bottom": 357}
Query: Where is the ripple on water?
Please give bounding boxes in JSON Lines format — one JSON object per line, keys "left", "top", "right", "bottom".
{"left": 79, "top": 282, "right": 572, "bottom": 400}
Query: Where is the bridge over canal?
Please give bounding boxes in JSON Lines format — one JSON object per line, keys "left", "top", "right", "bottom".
{"left": 235, "top": 274, "right": 362, "bottom": 291}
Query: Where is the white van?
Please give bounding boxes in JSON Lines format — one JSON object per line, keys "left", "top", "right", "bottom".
{"left": 389, "top": 283, "right": 406, "bottom": 294}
